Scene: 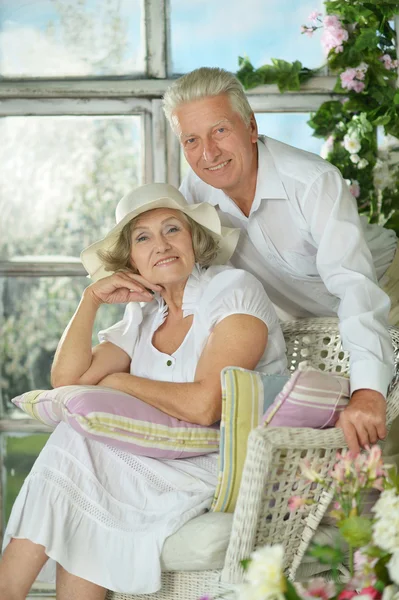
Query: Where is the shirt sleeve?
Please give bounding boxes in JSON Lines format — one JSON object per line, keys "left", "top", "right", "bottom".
{"left": 303, "top": 168, "right": 394, "bottom": 397}
{"left": 199, "top": 268, "right": 279, "bottom": 331}
{"left": 97, "top": 303, "right": 143, "bottom": 359}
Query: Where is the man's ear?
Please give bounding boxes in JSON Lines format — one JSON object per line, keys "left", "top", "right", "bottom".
{"left": 249, "top": 113, "right": 258, "bottom": 143}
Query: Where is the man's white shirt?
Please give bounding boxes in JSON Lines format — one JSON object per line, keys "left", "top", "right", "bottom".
{"left": 180, "top": 136, "right": 397, "bottom": 397}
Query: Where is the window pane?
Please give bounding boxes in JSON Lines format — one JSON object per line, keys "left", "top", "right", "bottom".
{"left": 0, "top": 276, "right": 125, "bottom": 415}
{"left": 0, "top": 116, "right": 142, "bottom": 261}
{"left": 1, "top": 432, "right": 49, "bottom": 526}
{"left": 255, "top": 113, "right": 322, "bottom": 155}
{"left": 0, "top": 0, "right": 144, "bottom": 77}
{"left": 170, "top": 0, "right": 324, "bottom": 74}
{"left": 180, "top": 113, "right": 322, "bottom": 182}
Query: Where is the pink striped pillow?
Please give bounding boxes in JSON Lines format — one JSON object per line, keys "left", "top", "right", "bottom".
{"left": 11, "top": 386, "right": 220, "bottom": 458}
{"left": 262, "top": 362, "right": 350, "bottom": 429}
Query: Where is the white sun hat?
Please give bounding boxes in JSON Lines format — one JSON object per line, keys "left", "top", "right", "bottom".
{"left": 80, "top": 183, "right": 240, "bottom": 281}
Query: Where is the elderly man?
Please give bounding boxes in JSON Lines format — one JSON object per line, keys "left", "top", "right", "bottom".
{"left": 163, "top": 66, "right": 399, "bottom": 456}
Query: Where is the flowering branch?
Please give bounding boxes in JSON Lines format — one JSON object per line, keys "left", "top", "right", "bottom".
{"left": 236, "top": 1, "right": 399, "bottom": 232}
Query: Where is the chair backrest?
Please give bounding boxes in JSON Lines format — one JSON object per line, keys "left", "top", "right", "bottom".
{"left": 281, "top": 317, "right": 399, "bottom": 426}
{"left": 282, "top": 317, "right": 349, "bottom": 375}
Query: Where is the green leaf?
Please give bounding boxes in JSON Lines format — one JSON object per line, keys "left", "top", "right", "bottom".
{"left": 394, "top": 90, "right": 399, "bottom": 105}
{"left": 374, "top": 555, "right": 392, "bottom": 585}
{"left": 338, "top": 516, "right": 373, "bottom": 547}
{"left": 355, "top": 29, "right": 378, "bottom": 52}
{"left": 307, "top": 543, "right": 345, "bottom": 566}
{"left": 373, "top": 114, "right": 392, "bottom": 126}
{"left": 240, "top": 559, "right": 251, "bottom": 571}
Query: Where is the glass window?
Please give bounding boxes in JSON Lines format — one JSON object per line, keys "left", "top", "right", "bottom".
{"left": 0, "top": 0, "right": 144, "bottom": 78}
{"left": 1, "top": 432, "right": 49, "bottom": 526}
{"left": 255, "top": 113, "right": 323, "bottom": 155}
{"left": 0, "top": 116, "right": 142, "bottom": 261}
{"left": 170, "top": 0, "right": 325, "bottom": 75}
{"left": 0, "top": 276, "right": 125, "bottom": 414}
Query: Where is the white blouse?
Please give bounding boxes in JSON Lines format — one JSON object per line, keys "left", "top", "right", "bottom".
{"left": 99, "top": 264, "right": 287, "bottom": 380}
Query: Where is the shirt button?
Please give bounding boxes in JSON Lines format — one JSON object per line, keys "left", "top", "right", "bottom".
{"left": 166, "top": 359, "right": 172, "bottom": 366}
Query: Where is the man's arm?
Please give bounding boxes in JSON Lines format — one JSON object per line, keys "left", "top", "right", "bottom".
{"left": 303, "top": 169, "right": 393, "bottom": 452}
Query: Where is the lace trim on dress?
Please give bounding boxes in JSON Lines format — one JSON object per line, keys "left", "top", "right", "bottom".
{"left": 29, "top": 468, "right": 136, "bottom": 531}
{"left": 105, "top": 445, "right": 178, "bottom": 493}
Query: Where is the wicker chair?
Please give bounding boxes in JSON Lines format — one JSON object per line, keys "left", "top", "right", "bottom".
{"left": 107, "top": 317, "right": 399, "bottom": 600}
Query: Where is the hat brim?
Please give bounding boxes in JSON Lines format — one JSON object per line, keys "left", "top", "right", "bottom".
{"left": 80, "top": 197, "right": 240, "bottom": 281}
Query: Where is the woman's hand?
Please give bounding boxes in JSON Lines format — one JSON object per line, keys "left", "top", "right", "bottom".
{"left": 85, "top": 272, "right": 162, "bottom": 305}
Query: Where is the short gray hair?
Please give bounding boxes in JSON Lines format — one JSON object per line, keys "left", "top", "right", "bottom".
{"left": 97, "top": 211, "right": 220, "bottom": 275}
{"left": 163, "top": 67, "right": 253, "bottom": 133}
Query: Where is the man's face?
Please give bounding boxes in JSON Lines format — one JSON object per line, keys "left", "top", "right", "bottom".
{"left": 173, "top": 94, "right": 258, "bottom": 194}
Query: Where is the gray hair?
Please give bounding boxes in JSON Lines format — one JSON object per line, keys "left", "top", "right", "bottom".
{"left": 163, "top": 67, "right": 253, "bottom": 133}
{"left": 97, "top": 211, "right": 219, "bottom": 275}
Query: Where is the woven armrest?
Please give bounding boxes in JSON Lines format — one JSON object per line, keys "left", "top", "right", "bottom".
{"left": 221, "top": 425, "right": 346, "bottom": 583}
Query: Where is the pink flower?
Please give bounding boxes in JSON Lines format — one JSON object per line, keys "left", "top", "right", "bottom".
{"left": 349, "top": 181, "right": 360, "bottom": 198}
{"left": 340, "top": 65, "right": 367, "bottom": 93}
{"left": 306, "top": 578, "right": 336, "bottom": 600}
{"left": 340, "top": 68, "right": 357, "bottom": 87}
{"left": 301, "top": 25, "right": 315, "bottom": 37}
{"left": 338, "top": 590, "right": 357, "bottom": 600}
{"left": 358, "top": 587, "right": 382, "bottom": 600}
{"left": 288, "top": 496, "right": 307, "bottom": 511}
{"left": 308, "top": 11, "right": 322, "bottom": 22}
{"left": 355, "top": 63, "right": 368, "bottom": 80}
{"left": 366, "top": 446, "right": 383, "bottom": 479}
{"left": 379, "top": 54, "right": 399, "bottom": 70}
{"left": 352, "top": 81, "right": 365, "bottom": 93}
{"left": 323, "top": 15, "right": 340, "bottom": 28}
{"left": 321, "top": 14, "right": 349, "bottom": 55}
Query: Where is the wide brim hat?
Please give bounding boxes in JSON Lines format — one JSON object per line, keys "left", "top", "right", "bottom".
{"left": 80, "top": 183, "right": 241, "bottom": 281}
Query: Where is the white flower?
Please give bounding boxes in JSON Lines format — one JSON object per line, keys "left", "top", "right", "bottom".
{"left": 350, "top": 154, "right": 360, "bottom": 164}
{"left": 357, "top": 158, "right": 369, "bottom": 169}
{"left": 388, "top": 552, "right": 399, "bottom": 585}
{"left": 244, "top": 545, "right": 286, "bottom": 599}
{"left": 239, "top": 582, "right": 285, "bottom": 600}
{"left": 382, "top": 584, "right": 399, "bottom": 600}
{"left": 344, "top": 134, "right": 361, "bottom": 154}
{"left": 372, "top": 489, "right": 399, "bottom": 553}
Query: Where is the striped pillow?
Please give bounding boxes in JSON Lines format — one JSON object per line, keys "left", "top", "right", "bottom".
{"left": 211, "top": 368, "right": 289, "bottom": 513}
{"left": 262, "top": 362, "right": 350, "bottom": 428}
{"left": 11, "top": 386, "right": 220, "bottom": 459}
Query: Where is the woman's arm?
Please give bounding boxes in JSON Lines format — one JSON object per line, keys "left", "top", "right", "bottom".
{"left": 51, "top": 272, "right": 161, "bottom": 387}
{"left": 51, "top": 292, "right": 131, "bottom": 387}
{"left": 98, "top": 314, "right": 268, "bottom": 426}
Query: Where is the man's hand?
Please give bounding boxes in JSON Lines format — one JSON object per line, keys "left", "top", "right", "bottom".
{"left": 335, "top": 388, "right": 386, "bottom": 455}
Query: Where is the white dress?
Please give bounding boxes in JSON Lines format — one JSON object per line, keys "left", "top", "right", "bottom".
{"left": 3, "top": 265, "right": 287, "bottom": 594}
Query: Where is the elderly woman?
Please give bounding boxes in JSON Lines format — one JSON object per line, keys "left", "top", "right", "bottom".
{"left": 0, "top": 184, "right": 287, "bottom": 600}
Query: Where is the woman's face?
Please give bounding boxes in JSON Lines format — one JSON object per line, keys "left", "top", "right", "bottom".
{"left": 129, "top": 208, "right": 195, "bottom": 285}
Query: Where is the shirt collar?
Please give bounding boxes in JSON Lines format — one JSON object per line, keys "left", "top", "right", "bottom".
{"left": 211, "top": 137, "right": 288, "bottom": 219}
{"left": 152, "top": 264, "right": 206, "bottom": 319}
{"left": 251, "top": 136, "right": 288, "bottom": 214}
